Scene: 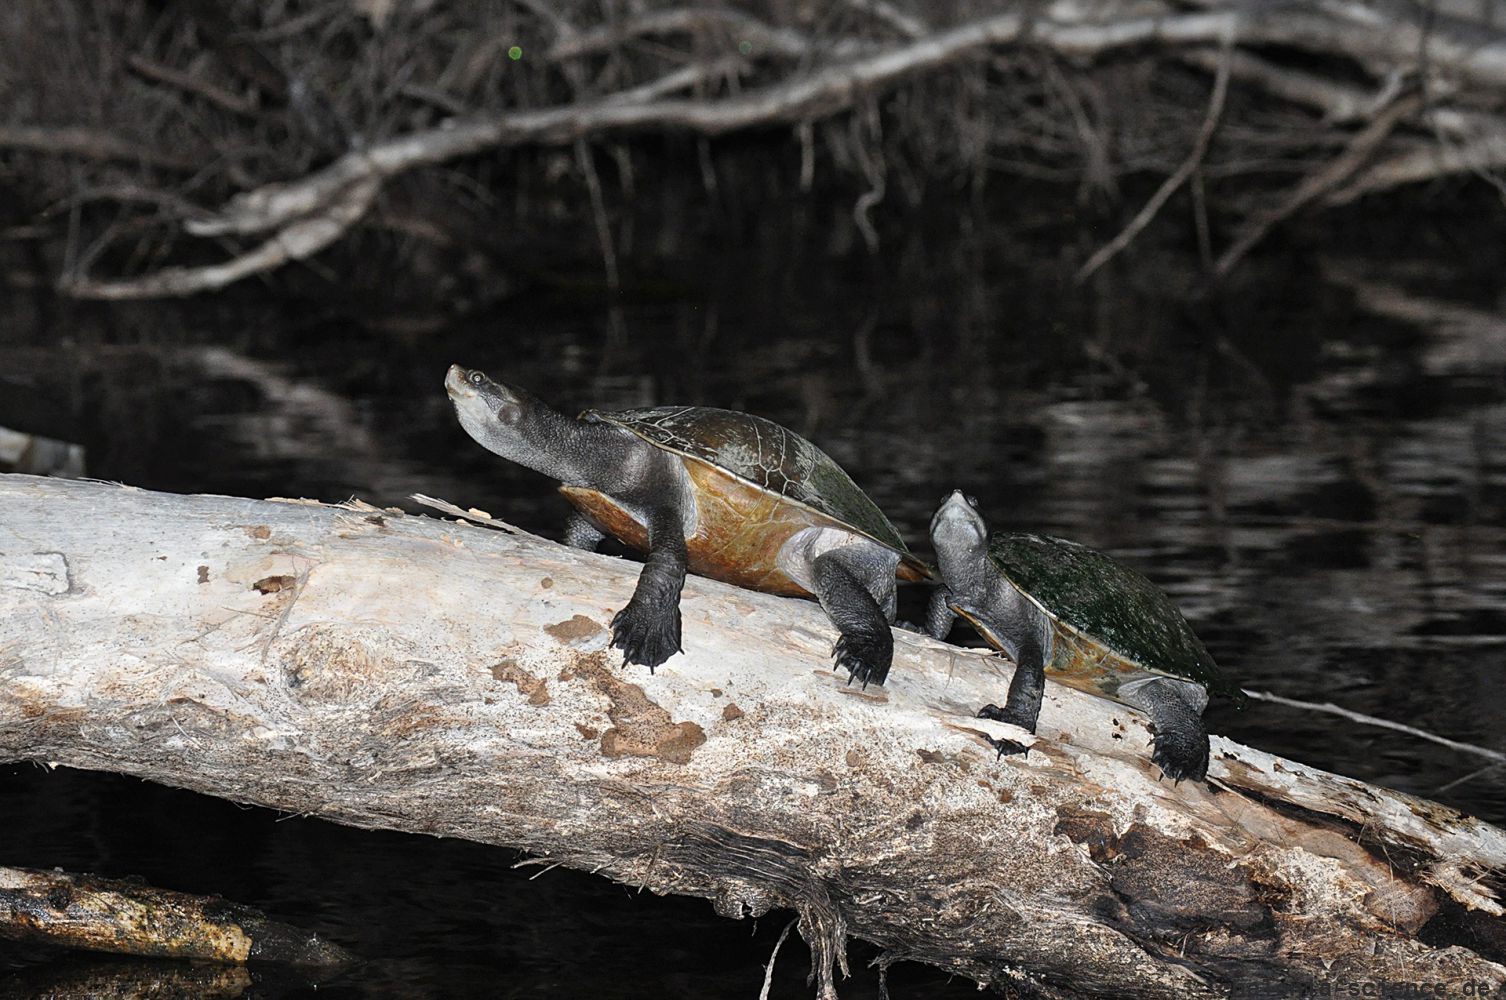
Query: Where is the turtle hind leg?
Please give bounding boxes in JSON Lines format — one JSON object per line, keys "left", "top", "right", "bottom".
{"left": 564, "top": 512, "right": 606, "bottom": 551}
{"left": 812, "top": 551, "right": 893, "bottom": 689}
{"left": 1119, "top": 677, "right": 1210, "bottom": 783}
{"left": 610, "top": 505, "right": 686, "bottom": 671}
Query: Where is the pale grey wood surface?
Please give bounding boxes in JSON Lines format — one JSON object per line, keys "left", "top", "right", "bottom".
{"left": 1, "top": 475, "right": 1501, "bottom": 998}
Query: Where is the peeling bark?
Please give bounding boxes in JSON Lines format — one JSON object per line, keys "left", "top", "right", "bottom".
{"left": 1, "top": 475, "right": 1504, "bottom": 998}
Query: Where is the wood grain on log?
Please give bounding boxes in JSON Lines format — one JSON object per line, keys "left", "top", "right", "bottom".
{"left": 1, "top": 475, "right": 1503, "bottom": 998}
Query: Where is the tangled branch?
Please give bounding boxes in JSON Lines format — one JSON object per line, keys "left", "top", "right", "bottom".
{"left": 9, "top": 0, "right": 1506, "bottom": 299}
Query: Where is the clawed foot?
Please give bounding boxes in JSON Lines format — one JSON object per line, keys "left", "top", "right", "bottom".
{"left": 610, "top": 599, "right": 682, "bottom": 671}
{"left": 1148, "top": 726, "right": 1209, "bottom": 784}
{"left": 831, "top": 632, "right": 892, "bottom": 689}
{"left": 978, "top": 703, "right": 1035, "bottom": 759}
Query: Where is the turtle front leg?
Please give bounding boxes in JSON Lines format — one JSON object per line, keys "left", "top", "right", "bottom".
{"left": 952, "top": 596, "right": 1047, "bottom": 760}
{"left": 1119, "top": 677, "right": 1210, "bottom": 783}
{"left": 813, "top": 552, "right": 893, "bottom": 689}
{"left": 925, "top": 587, "right": 956, "bottom": 640}
{"left": 610, "top": 505, "right": 686, "bottom": 671}
{"left": 564, "top": 512, "right": 606, "bottom": 551}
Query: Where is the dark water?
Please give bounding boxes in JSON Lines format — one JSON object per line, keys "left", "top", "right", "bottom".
{"left": 3, "top": 231, "right": 1505, "bottom": 996}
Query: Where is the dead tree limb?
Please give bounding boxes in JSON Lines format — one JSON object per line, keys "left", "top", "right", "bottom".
{"left": 0, "top": 866, "right": 352, "bottom": 966}
{"left": 1215, "top": 94, "right": 1424, "bottom": 276}
{"left": 546, "top": 7, "right": 875, "bottom": 62}
{"left": 0, "top": 126, "right": 198, "bottom": 172}
{"left": 123, "top": 55, "right": 260, "bottom": 118}
{"left": 25, "top": 1, "right": 1506, "bottom": 298}
{"left": 1, "top": 475, "right": 1504, "bottom": 998}
{"left": 1076, "top": 37, "right": 1234, "bottom": 282}
{"left": 63, "top": 10, "right": 1268, "bottom": 298}
{"left": 59, "top": 176, "right": 380, "bottom": 299}
{"left": 50, "top": 1, "right": 1506, "bottom": 298}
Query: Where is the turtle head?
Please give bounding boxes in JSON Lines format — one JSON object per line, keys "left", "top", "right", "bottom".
{"left": 930, "top": 490, "right": 990, "bottom": 586}
{"left": 445, "top": 365, "right": 578, "bottom": 480}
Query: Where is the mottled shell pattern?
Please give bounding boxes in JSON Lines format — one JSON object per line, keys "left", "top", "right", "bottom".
{"left": 585, "top": 405, "right": 914, "bottom": 557}
{"left": 988, "top": 533, "right": 1244, "bottom": 704}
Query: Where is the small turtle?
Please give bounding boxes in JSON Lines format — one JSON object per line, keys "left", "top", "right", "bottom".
{"left": 445, "top": 366, "right": 930, "bottom": 683}
{"left": 927, "top": 491, "right": 1243, "bottom": 781}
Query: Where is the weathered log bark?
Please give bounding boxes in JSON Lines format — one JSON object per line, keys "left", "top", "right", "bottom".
{"left": 1, "top": 474, "right": 1504, "bottom": 998}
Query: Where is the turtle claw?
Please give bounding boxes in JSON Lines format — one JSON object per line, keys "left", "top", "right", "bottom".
{"left": 1150, "top": 737, "right": 1210, "bottom": 783}
{"left": 986, "top": 736, "right": 1030, "bottom": 759}
{"left": 832, "top": 634, "right": 891, "bottom": 689}
{"left": 1147, "top": 727, "right": 1209, "bottom": 784}
{"left": 610, "top": 599, "right": 682, "bottom": 671}
{"left": 977, "top": 703, "right": 1035, "bottom": 760}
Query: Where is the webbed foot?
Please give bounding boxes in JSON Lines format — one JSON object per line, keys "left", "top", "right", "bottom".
{"left": 832, "top": 632, "right": 892, "bottom": 689}
{"left": 978, "top": 703, "right": 1034, "bottom": 759}
{"left": 1119, "top": 677, "right": 1212, "bottom": 784}
{"left": 1148, "top": 724, "right": 1209, "bottom": 784}
{"left": 610, "top": 598, "right": 682, "bottom": 671}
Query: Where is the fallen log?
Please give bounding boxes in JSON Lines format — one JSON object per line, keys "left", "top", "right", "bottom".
{"left": 1, "top": 474, "right": 1503, "bottom": 998}
{"left": 0, "top": 865, "right": 351, "bottom": 966}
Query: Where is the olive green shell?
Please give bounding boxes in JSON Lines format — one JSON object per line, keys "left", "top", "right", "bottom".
{"left": 584, "top": 405, "right": 914, "bottom": 556}
{"left": 989, "top": 533, "right": 1243, "bottom": 703}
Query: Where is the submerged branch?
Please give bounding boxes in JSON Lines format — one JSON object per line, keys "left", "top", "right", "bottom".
{"left": 0, "top": 866, "right": 352, "bottom": 966}
{"left": 1243, "top": 689, "right": 1506, "bottom": 766}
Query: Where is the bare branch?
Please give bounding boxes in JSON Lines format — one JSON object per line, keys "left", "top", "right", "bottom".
{"left": 547, "top": 8, "right": 873, "bottom": 62}
{"left": 61, "top": 176, "right": 379, "bottom": 299}
{"left": 50, "top": 1, "right": 1506, "bottom": 297}
{"left": 1215, "top": 94, "right": 1423, "bottom": 276}
{"left": 124, "top": 54, "right": 260, "bottom": 118}
{"left": 1179, "top": 0, "right": 1506, "bottom": 88}
{"left": 840, "top": 0, "right": 928, "bottom": 40}
{"left": 1076, "top": 37, "right": 1234, "bottom": 282}
{"left": 133, "top": 11, "right": 1259, "bottom": 245}
{"left": 0, "top": 125, "right": 198, "bottom": 171}
{"left": 1328, "top": 125, "right": 1506, "bottom": 202}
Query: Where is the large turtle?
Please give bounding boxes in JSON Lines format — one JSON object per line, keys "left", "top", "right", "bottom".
{"left": 445, "top": 365, "right": 929, "bottom": 684}
{"left": 927, "top": 491, "right": 1243, "bottom": 781}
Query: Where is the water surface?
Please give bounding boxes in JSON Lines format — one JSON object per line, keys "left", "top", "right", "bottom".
{"left": 3, "top": 234, "right": 1504, "bottom": 997}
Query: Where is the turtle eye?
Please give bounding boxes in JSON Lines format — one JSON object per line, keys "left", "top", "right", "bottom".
{"left": 468, "top": 371, "right": 484, "bottom": 386}
{"left": 965, "top": 494, "right": 980, "bottom": 509}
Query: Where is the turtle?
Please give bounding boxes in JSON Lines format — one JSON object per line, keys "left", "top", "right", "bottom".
{"left": 926, "top": 490, "right": 1243, "bottom": 782}
{"left": 445, "top": 365, "right": 930, "bottom": 684}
